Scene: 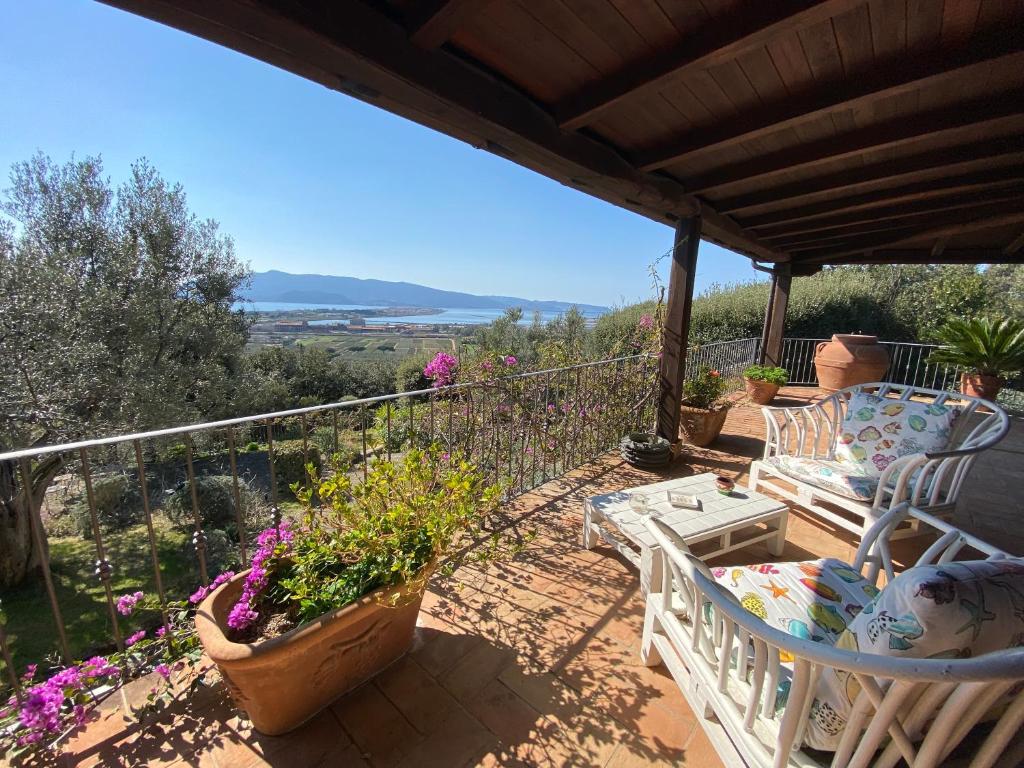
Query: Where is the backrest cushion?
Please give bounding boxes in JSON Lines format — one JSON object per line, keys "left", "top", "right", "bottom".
{"left": 833, "top": 392, "right": 959, "bottom": 479}
{"left": 806, "top": 558, "right": 1024, "bottom": 751}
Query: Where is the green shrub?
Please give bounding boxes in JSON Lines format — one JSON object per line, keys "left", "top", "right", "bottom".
{"left": 72, "top": 473, "right": 143, "bottom": 538}
{"left": 395, "top": 354, "right": 433, "bottom": 393}
{"left": 244, "top": 441, "right": 261, "bottom": 452}
{"left": 163, "top": 475, "right": 272, "bottom": 541}
{"left": 743, "top": 365, "right": 788, "bottom": 386}
{"left": 272, "top": 440, "right": 323, "bottom": 497}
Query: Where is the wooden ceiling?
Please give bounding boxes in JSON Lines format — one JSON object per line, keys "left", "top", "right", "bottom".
{"left": 100, "top": 0, "right": 1024, "bottom": 271}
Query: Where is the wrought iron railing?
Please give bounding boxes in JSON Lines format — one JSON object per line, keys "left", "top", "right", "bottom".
{"left": 0, "top": 354, "right": 658, "bottom": 690}
{"left": 685, "top": 337, "right": 762, "bottom": 379}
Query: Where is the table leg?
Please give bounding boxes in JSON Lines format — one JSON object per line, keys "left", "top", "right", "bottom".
{"left": 640, "top": 544, "right": 663, "bottom": 596}
{"left": 583, "top": 501, "right": 599, "bottom": 549}
{"left": 768, "top": 511, "right": 788, "bottom": 556}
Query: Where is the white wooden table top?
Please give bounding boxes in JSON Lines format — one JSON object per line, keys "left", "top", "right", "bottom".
{"left": 585, "top": 473, "right": 788, "bottom": 549}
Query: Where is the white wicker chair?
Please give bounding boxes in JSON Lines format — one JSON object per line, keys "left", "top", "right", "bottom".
{"left": 749, "top": 383, "right": 1010, "bottom": 539}
{"left": 640, "top": 505, "right": 1024, "bottom": 768}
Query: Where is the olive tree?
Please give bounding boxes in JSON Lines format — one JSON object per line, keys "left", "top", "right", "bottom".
{"left": 0, "top": 154, "right": 251, "bottom": 587}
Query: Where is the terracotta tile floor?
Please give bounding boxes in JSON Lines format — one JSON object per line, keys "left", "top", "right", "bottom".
{"left": 54, "top": 388, "right": 1023, "bottom": 767}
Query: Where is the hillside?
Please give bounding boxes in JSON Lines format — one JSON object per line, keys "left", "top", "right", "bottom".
{"left": 245, "top": 270, "right": 607, "bottom": 313}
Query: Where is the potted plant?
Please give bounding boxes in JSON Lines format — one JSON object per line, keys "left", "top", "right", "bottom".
{"left": 194, "top": 447, "right": 501, "bottom": 735}
{"left": 927, "top": 317, "right": 1024, "bottom": 401}
{"left": 678, "top": 366, "right": 734, "bottom": 447}
{"left": 742, "top": 364, "right": 788, "bottom": 405}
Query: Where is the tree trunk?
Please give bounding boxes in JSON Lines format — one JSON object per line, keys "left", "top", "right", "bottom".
{"left": 0, "top": 457, "right": 62, "bottom": 588}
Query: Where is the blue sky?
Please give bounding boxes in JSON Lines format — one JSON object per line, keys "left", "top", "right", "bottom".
{"left": 0, "top": 0, "right": 763, "bottom": 308}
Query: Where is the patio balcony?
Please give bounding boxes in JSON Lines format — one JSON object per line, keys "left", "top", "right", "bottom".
{"left": 14, "top": 379, "right": 1019, "bottom": 768}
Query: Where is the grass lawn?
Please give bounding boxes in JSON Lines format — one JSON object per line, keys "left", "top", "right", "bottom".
{"left": 1, "top": 517, "right": 201, "bottom": 677}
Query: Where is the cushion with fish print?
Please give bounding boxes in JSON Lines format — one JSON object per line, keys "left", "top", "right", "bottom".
{"left": 806, "top": 557, "right": 1024, "bottom": 751}
{"left": 833, "top": 392, "right": 959, "bottom": 480}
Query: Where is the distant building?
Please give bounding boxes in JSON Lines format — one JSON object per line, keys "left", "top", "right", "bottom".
{"left": 273, "top": 320, "right": 308, "bottom": 331}
{"left": 349, "top": 316, "right": 366, "bottom": 328}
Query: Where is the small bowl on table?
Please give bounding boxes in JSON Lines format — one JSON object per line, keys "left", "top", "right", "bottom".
{"left": 714, "top": 475, "right": 735, "bottom": 496}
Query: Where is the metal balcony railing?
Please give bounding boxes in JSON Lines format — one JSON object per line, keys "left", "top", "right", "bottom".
{"left": 0, "top": 354, "right": 659, "bottom": 690}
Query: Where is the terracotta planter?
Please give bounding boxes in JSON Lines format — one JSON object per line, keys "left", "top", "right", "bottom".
{"left": 678, "top": 404, "right": 729, "bottom": 447}
{"left": 960, "top": 372, "right": 1004, "bottom": 401}
{"left": 196, "top": 569, "right": 425, "bottom": 735}
{"left": 744, "top": 378, "right": 780, "bottom": 405}
{"left": 813, "top": 334, "right": 890, "bottom": 391}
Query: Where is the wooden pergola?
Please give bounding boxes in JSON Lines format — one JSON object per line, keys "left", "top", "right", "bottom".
{"left": 101, "top": 0, "right": 1024, "bottom": 441}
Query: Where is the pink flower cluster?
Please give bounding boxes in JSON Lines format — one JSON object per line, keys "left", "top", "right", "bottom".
{"left": 124, "top": 630, "right": 146, "bottom": 648}
{"left": 638, "top": 314, "right": 655, "bottom": 330}
{"left": 116, "top": 591, "right": 144, "bottom": 616}
{"left": 423, "top": 352, "right": 458, "bottom": 387}
{"left": 504, "top": 355, "right": 517, "bottom": 367}
{"left": 189, "top": 569, "right": 237, "bottom": 605}
{"left": 6, "top": 657, "right": 119, "bottom": 748}
{"left": 227, "top": 521, "right": 294, "bottom": 632}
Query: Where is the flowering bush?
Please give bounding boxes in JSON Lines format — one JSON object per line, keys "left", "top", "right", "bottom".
{"left": 681, "top": 366, "right": 734, "bottom": 410}
{"left": 1, "top": 578, "right": 233, "bottom": 759}
{"left": 423, "top": 352, "right": 458, "bottom": 387}
{"left": 220, "top": 448, "right": 502, "bottom": 639}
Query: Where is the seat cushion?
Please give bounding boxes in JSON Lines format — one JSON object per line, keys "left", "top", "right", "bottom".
{"left": 710, "top": 559, "right": 880, "bottom": 647}
{"left": 764, "top": 454, "right": 878, "bottom": 501}
{"left": 708, "top": 559, "right": 881, "bottom": 750}
{"left": 833, "top": 392, "right": 959, "bottom": 478}
{"left": 810, "top": 558, "right": 1024, "bottom": 751}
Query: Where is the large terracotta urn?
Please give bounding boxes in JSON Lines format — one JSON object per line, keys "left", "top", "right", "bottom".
{"left": 196, "top": 568, "right": 425, "bottom": 734}
{"left": 813, "top": 334, "right": 889, "bottom": 391}
{"left": 678, "top": 405, "right": 729, "bottom": 447}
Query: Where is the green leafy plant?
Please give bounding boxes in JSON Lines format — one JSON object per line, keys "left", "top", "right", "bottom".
{"left": 681, "top": 365, "right": 734, "bottom": 410}
{"left": 226, "top": 447, "right": 503, "bottom": 637}
{"left": 743, "top": 365, "right": 788, "bottom": 386}
{"left": 927, "top": 318, "right": 1024, "bottom": 377}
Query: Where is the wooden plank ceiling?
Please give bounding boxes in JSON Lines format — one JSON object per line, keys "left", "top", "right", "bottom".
{"left": 100, "top": 0, "right": 1024, "bottom": 271}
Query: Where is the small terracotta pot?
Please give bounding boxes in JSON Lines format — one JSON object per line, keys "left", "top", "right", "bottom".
{"left": 678, "top": 404, "right": 729, "bottom": 447}
{"left": 960, "top": 372, "right": 1004, "bottom": 402}
{"left": 744, "top": 378, "right": 780, "bottom": 405}
{"left": 715, "top": 475, "right": 735, "bottom": 495}
{"left": 196, "top": 569, "right": 425, "bottom": 735}
{"left": 813, "top": 334, "right": 890, "bottom": 391}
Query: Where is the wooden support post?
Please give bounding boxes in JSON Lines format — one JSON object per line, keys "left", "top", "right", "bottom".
{"left": 760, "top": 264, "right": 791, "bottom": 367}
{"left": 656, "top": 215, "right": 701, "bottom": 442}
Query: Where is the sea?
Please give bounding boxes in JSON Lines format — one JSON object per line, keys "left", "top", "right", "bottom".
{"left": 239, "top": 301, "right": 606, "bottom": 326}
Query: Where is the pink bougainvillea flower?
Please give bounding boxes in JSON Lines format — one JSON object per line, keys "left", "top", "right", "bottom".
{"left": 116, "top": 591, "right": 144, "bottom": 616}
{"left": 125, "top": 630, "right": 146, "bottom": 648}
{"left": 638, "top": 314, "right": 655, "bottom": 330}
{"left": 504, "top": 355, "right": 517, "bottom": 367}
{"left": 423, "top": 352, "right": 458, "bottom": 387}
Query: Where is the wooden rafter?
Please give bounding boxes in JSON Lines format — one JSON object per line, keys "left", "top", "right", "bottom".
{"left": 1004, "top": 232, "right": 1024, "bottom": 256}
{"left": 805, "top": 249, "right": 1024, "bottom": 266}
{"left": 686, "top": 96, "right": 1024, "bottom": 195}
{"left": 406, "top": 0, "right": 486, "bottom": 49}
{"left": 715, "top": 139, "right": 1024, "bottom": 217}
{"left": 635, "top": 34, "right": 1024, "bottom": 172}
{"left": 553, "top": 0, "right": 855, "bottom": 131}
{"left": 797, "top": 211, "right": 1024, "bottom": 262}
{"left": 756, "top": 187, "right": 1024, "bottom": 241}
{"left": 931, "top": 238, "right": 949, "bottom": 258}
{"left": 738, "top": 167, "right": 1024, "bottom": 230}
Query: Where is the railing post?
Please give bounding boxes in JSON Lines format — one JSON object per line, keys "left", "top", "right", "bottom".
{"left": 657, "top": 214, "right": 701, "bottom": 442}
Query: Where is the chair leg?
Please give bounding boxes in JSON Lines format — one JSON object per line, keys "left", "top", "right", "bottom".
{"left": 749, "top": 462, "right": 762, "bottom": 491}
{"left": 640, "top": 599, "right": 663, "bottom": 667}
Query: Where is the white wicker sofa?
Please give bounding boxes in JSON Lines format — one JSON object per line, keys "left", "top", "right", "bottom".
{"left": 749, "top": 383, "right": 1010, "bottom": 539}
{"left": 641, "top": 504, "right": 1024, "bottom": 768}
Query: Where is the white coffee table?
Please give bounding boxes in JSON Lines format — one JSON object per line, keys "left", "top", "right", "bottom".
{"left": 583, "top": 473, "right": 789, "bottom": 594}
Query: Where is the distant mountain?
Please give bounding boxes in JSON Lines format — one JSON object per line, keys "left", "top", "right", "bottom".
{"left": 243, "top": 270, "right": 607, "bottom": 314}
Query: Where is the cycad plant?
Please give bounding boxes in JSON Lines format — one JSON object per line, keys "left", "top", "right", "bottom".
{"left": 927, "top": 318, "right": 1024, "bottom": 378}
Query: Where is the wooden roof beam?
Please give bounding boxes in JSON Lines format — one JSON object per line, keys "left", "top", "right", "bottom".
{"left": 686, "top": 95, "right": 1024, "bottom": 195}
{"left": 406, "top": 0, "right": 487, "bottom": 49}
{"left": 796, "top": 211, "right": 1024, "bottom": 262}
{"left": 636, "top": 33, "right": 1024, "bottom": 172}
{"left": 738, "top": 166, "right": 1024, "bottom": 230}
{"left": 718, "top": 138, "right": 1024, "bottom": 217}
{"left": 1004, "top": 232, "right": 1024, "bottom": 256}
{"left": 801, "top": 249, "right": 1024, "bottom": 266}
{"left": 755, "top": 186, "right": 1024, "bottom": 240}
{"left": 554, "top": 0, "right": 855, "bottom": 131}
